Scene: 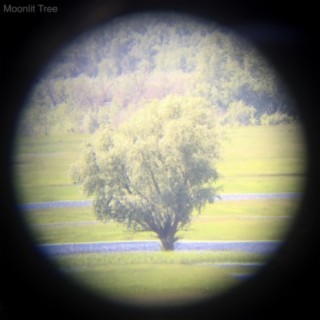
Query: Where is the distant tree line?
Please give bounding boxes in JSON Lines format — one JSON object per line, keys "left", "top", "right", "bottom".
{"left": 18, "top": 13, "right": 297, "bottom": 136}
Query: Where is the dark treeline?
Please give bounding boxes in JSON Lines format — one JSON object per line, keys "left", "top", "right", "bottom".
{"left": 18, "top": 13, "right": 296, "bottom": 136}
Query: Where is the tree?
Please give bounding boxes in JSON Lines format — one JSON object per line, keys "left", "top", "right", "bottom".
{"left": 221, "top": 100, "right": 256, "bottom": 126}
{"left": 70, "top": 96, "right": 221, "bottom": 250}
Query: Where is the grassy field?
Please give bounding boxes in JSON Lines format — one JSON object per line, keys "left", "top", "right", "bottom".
{"left": 13, "top": 124, "right": 307, "bottom": 305}
{"left": 26, "top": 199, "right": 298, "bottom": 244}
{"left": 56, "top": 251, "right": 264, "bottom": 305}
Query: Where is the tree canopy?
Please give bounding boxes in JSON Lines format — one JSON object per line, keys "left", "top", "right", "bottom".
{"left": 70, "top": 96, "right": 221, "bottom": 250}
{"left": 18, "top": 12, "right": 295, "bottom": 136}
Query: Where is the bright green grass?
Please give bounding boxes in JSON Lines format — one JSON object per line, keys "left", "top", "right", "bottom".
{"left": 57, "top": 251, "right": 265, "bottom": 267}
{"left": 25, "top": 207, "right": 95, "bottom": 224}
{"left": 215, "top": 124, "right": 306, "bottom": 194}
{"left": 67, "top": 264, "right": 233, "bottom": 305}
{"left": 13, "top": 134, "right": 90, "bottom": 203}
{"left": 25, "top": 198, "right": 300, "bottom": 225}
{"left": 30, "top": 215, "right": 289, "bottom": 243}
{"left": 200, "top": 198, "right": 300, "bottom": 216}
{"left": 13, "top": 124, "right": 307, "bottom": 203}
{"left": 55, "top": 251, "right": 263, "bottom": 305}
{"left": 26, "top": 198, "right": 298, "bottom": 244}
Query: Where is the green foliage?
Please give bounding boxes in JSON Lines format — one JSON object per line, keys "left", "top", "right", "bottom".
{"left": 221, "top": 100, "right": 256, "bottom": 126}
{"left": 71, "top": 96, "right": 221, "bottom": 250}
{"left": 17, "top": 104, "right": 50, "bottom": 136}
{"left": 260, "top": 112, "right": 296, "bottom": 125}
{"left": 82, "top": 113, "right": 99, "bottom": 134}
{"left": 17, "top": 13, "right": 292, "bottom": 136}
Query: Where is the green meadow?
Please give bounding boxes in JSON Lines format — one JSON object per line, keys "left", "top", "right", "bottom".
{"left": 13, "top": 124, "right": 307, "bottom": 304}
{"left": 26, "top": 199, "right": 297, "bottom": 244}
{"left": 56, "top": 251, "right": 264, "bottom": 305}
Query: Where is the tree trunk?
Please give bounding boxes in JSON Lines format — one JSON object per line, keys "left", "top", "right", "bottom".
{"left": 158, "top": 216, "right": 179, "bottom": 251}
{"left": 160, "top": 235, "right": 175, "bottom": 251}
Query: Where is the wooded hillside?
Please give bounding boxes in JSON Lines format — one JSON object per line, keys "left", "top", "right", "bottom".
{"left": 18, "top": 13, "right": 295, "bottom": 136}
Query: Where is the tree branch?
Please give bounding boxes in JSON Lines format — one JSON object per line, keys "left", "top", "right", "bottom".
{"left": 141, "top": 153, "right": 163, "bottom": 199}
